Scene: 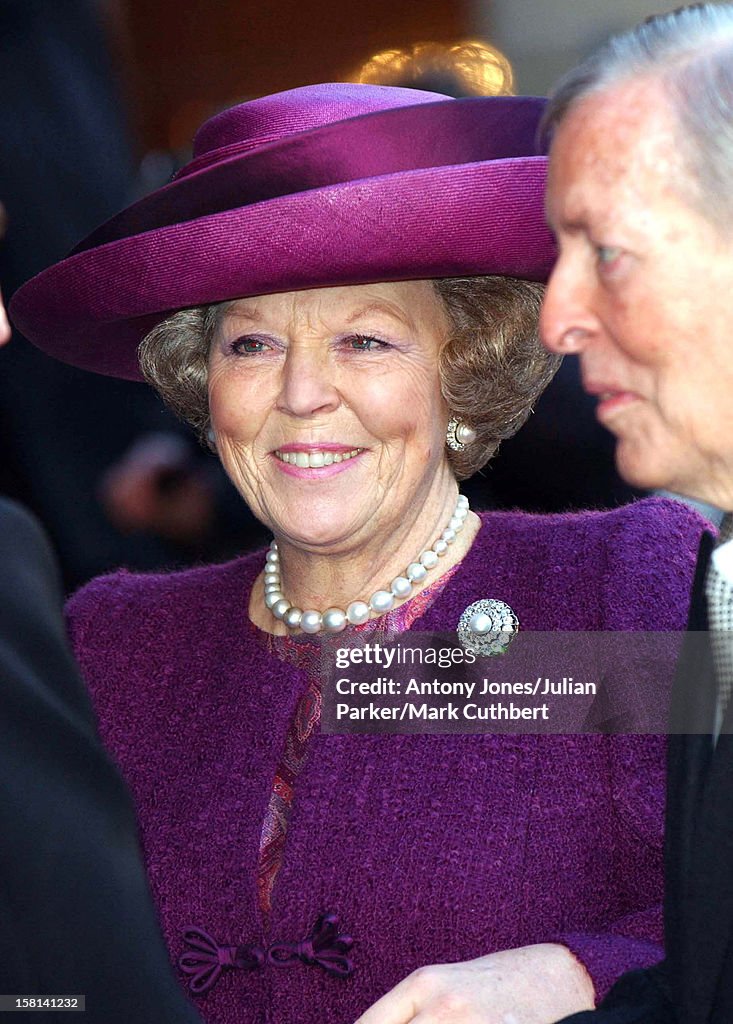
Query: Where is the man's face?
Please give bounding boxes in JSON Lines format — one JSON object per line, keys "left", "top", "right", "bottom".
{"left": 541, "top": 78, "right": 733, "bottom": 509}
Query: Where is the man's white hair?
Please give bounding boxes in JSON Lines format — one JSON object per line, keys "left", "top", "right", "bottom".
{"left": 544, "top": 4, "right": 733, "bottom": 225}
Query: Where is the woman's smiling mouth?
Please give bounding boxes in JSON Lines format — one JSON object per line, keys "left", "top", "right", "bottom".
{"left": 273, "top": 447, "right": 365, "bottom": 470}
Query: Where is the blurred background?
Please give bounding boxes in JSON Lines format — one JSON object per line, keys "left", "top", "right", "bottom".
{"left": 118, "top": 0, "right": 694, "bottom": 151}
{"left": 0, "top": 0, "right": 717, "bottom": 589}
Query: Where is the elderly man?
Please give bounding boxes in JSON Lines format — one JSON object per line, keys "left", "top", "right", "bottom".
{"left": 542, "top": 5, "right": 733, "bottom": 1023}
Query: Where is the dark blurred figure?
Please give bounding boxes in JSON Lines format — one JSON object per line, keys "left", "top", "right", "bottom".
{"left": 0, "top": 225, "right": 201, "bottom": 1022}
{"left": 355, "top": 39, "right": 641, "bottom": 513}
{"left": 471, "top": 356, "right": 643, "bottom": 512}
{"left": 0, "top": 495, "right": 204, "bottom": 1023}
{"left": 0, "top": 0, "right": 257, "bottom": 589}
{"left": 98, "top": 429, "right": 268, "bottom": 557}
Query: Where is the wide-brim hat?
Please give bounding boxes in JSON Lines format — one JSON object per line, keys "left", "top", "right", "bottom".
{"left": 10, "top": 83, "right": 555, "bottom": 381}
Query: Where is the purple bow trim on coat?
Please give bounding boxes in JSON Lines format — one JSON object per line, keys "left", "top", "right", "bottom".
{"left": 178, "top": 926, "right": 265, "bottom": 994}
{"left": 267, "top": 912, "right": 354, "bottom": 976}
{"left": 179, "top": 912, "right": 354, "bottom": 994}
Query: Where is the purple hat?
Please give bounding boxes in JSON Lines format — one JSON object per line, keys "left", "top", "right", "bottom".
{"left": 10, "top": 83, "right": 555, "bottom": 381}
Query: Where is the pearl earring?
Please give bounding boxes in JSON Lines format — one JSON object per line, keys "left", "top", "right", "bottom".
{"left": 446, "top": 417, "right": 477, "bottom": 451}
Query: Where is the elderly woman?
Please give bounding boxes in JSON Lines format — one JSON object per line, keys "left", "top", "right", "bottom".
{"left": 11, "top": 85, "right": 704, "bottom": 1024}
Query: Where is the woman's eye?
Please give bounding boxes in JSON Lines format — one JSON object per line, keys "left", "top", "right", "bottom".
{"left": 345, "top": 334, "right": 389, "bottom": 352}
{"left": 231, "top": 336, "right": 268, "bottom": 355}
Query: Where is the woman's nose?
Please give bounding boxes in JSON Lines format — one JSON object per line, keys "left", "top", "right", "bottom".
{"left": 276, "top": 346, "right": 340, "bottom": 418}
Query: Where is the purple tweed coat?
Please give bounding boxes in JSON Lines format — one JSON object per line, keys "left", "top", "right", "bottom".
{"left": 67, "top": 500, "right": 705, "bottom": 1024}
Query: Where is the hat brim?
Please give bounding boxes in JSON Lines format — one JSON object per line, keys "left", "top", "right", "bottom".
{"left": 10, "top": 97, "right": 555, "bottom": 381}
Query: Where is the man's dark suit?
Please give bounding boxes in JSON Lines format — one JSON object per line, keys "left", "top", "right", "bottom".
{"left": 0, "top": 498, "right": 201, "bottom": 1022}
{"left": 562, "top": 532, "right": 733, "bottom": 1023}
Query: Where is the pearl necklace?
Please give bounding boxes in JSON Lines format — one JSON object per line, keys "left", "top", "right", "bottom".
{"left": 263, "top": 494, "right": 470, "bottom": 634}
